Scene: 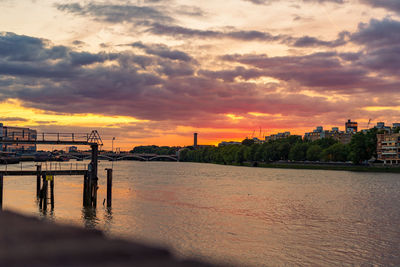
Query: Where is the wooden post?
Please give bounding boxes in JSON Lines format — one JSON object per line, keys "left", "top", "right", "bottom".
{"left": 90, "top": 144, "right": 98, "bottom": 207}
{"left": 36, "top": 165, "right": 41, "bottom": 198}
{"left": 0, "top": 174, "right": 3, "bottom": 210}
{"left": 83, "top": 173, "right": 90, "bottom": 207}
{"left": 42, "top": 174, "right": 48, "bottom": 211}
{"left": 106, "top": 168, "right": 112, "bottom": 207}
{"left": 50, "top": 176, "right": 54, "bottom": 210}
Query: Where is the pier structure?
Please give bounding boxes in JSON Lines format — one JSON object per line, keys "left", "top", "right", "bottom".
{"left": 0, "top": 130, "right": 108, "bottom": 210}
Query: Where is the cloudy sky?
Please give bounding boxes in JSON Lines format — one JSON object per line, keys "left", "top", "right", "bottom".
{"left": 0, "top": 0, "right": 399, "bottom": 149}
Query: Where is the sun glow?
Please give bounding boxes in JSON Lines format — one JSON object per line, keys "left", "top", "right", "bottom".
{"left": 362, "top": 106, "right": 400, "bottom": 112}
{"left": 0, "top": 99, "right": 147, "bottom": 127}
{"left": 226, "top": 114, "right": 244, "bottom": 120}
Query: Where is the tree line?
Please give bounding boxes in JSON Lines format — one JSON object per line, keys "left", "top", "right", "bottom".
{"left": 179, "top": 128, "right": 384, "bottom": 165}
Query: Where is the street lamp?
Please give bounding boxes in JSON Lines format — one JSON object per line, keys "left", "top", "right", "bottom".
{"left": 112, "top": 137, "right": 115, "bottom": 153}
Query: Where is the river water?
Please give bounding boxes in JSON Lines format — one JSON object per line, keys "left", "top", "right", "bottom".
{"left": 2, "top": 161, "right": 400, "bottom": 266}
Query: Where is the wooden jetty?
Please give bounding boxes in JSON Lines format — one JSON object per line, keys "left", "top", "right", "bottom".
{"left": 0, "top": 210, "right": 214, "bottom": 267}
{"left": 0, "top": 131, "right": 110, "bottom": 210}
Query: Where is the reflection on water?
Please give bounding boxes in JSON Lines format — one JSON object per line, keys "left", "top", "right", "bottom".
{"left": 38, "top": 206, "right": 55, "bottom": 222}
{"left": 81, "top": 207, "right": 99, "bottom": 229}
{"left": 80, "top": 206, "right": 113, "bottom": 231}
{"left": 103, "top": 207, "right": 113, "bottom": 233}
{"left": 2, "top": 160, "right": 400, "bottom": 266}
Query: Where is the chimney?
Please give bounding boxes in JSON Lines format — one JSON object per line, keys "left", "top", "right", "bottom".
{"left": 194, "top": 133, "right": 198, "bottom": 147}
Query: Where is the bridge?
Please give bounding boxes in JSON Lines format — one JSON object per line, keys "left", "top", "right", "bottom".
{"left": 66, "top": 152, "right": 179, "bottom": 161}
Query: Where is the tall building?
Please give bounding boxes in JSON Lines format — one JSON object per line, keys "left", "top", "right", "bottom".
{"left": 377, "top": 133, "right": 400, "bottom": 165}
{"left": 345, "top": 119, "right": 358, "bottom": 133}
{"left": 0, "top": 123, "right": 37, "bottom": 153}
{"left": 193, "top": 133, "right": 198, "bottom": 147}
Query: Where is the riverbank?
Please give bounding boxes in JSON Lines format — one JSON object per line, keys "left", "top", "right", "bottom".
{"left": 226, "top": 162, "right": 400, "bottom": 173}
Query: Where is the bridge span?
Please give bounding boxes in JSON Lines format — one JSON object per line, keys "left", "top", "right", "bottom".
{"left": 66, "top": 152, "right": 179, "bottom": 161}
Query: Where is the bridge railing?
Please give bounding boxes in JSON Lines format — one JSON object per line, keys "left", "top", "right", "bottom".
{"left": 37, "top": 133, "right": 90, "bottom": 143}
{"left": 0, "top": 161, "right": 88, "bottom": 172}
{"left": 1, "top": 130, "right": 103, "bottom": 145}
{"left": 1, "top": 132, "right": 89, "bottom": 142}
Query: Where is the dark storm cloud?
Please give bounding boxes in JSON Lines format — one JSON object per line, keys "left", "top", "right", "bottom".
{"left": 221, "top": 51, "right": 400, "bottom": 93}
{"left": 55, "top": 2, "right": 173, "bottom": 23}
{"left": 220, "top": 17, "right": 400, "bottom": 91}
{"left": 157, "top": 61, "right": 195, "bottom": 77}
{"left": 55, "top": 2, "right": 348, "bottom": 48}
{"left": 0, "top": 32, "right": 117, "bottom": 66}
{"left": 0, "top": 117, "right": 28, "bottom": 122}
{"left": 145, "top": 23, "right": 220, "bottom": 38}
{"left": 0, "top": 32, "right": 67, "bottom": 61}
{"left": 198, "top": 67, "right": 264, "bottom": 82}
{"left": 72, "top": 40, "right": 86, "bottom": 47}
{"left": 350, "top": 18, "right": 400, "bottom": 76}
{"left": 0, "top": 32, "right": 345, "bottom": 123}
{"left": 351, "top": 18, "right": 400, "bottom": 49}
{"left": 360, "top": 0, "right": 400, "bottom": 13}
{"left": 245, "top": 0, "right": 400, "bottom": 14}
{"left": 147, "top": 23, "right": 345, "bottom": 47}
{"left": 176, "top": 5, "right": 205, "bottom": 17}
{"left": 291, "top": 31, "right": 349, "bottom": 47}
{"left": 130, "top": 42, "right": 193, "bottom": 62}
{"left": 357, "top": 46, "right": 400, "bottom": 75}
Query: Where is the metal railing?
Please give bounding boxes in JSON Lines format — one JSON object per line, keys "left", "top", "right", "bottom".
{"left": 0, "top": 130, "right": 103, "bottom": 145}
{"left": 1, "top": 162, "right": 88, "bottom": 172}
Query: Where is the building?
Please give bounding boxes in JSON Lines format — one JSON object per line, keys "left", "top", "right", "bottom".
{"left": 252, "top": 137, "right": 265, "bottom": 144}
{"left": 304, "top": 126, "right": 353, "bottom": 144}
{"left": 376, "top": 122, "right": 385, "bottom": 128}
{"left": 265, "top": 132, "right": 291, "bottom": 142}
{"left": 393, "top": 123, "right": 400, "bottom": 129}
{"left": 377, "top": 133, "right": 400, "bottom": 165}
{"left": 345, "top": 119, "right": 358, "bottom": 133}
{"left": 375, "top": 122, "right": 391, "bottom": 132}
{"left": 0, "top": 123, "right": 37, "bottom": 153}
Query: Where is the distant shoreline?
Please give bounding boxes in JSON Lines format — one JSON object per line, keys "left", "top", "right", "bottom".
{"left": 223, "top": 162, "right": 400, "bottom": 173}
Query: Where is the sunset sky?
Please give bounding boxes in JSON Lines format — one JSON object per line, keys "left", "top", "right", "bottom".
{"left": 0, "top": 0, "right": 399, "bottom": 149}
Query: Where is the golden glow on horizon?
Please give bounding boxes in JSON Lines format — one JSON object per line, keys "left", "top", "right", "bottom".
{"left": 362, "top": 106, "right": 400, "bottom": 111}
{"left": 0, "top": 99, "right": 147, "bottom": 127}
{"left": 226, "top": 114, "right": 244, "bottom": 120}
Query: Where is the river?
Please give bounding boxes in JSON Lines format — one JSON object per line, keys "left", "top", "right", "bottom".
{"left": 2, "top": 161, "right": 400, "bottom": 266}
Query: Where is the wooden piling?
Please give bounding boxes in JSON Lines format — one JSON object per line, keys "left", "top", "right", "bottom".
{"left": 36, "top": 165, "right": 41, "bottom": 198}
{"left": 90, "top": 144, "right": 98, "bottom": 207}
{"left": 83, "top": 173, "right": 90, "bottom": 207}
{"left": 0, "top": 174, "right": 3, "bottom": 210}
{"left": 42, "top": 174, "right": 48, "bottom": 211}
{"left": 50, "top": 176, "right": 54, "bottom": 210}
{"left": 39, "top": 175, "right": 44, "bottom": 208}
{"left": 106, "top": 169, "right": 112, "bottom": 207}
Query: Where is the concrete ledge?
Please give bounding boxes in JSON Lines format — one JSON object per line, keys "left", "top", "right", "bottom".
{"left": 0, "top": 211, "right": 215, "bottom": 267}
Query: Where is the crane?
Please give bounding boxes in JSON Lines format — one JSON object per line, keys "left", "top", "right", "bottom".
{"left": 367, "top": 118, "right": 371, "bottom": 129}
